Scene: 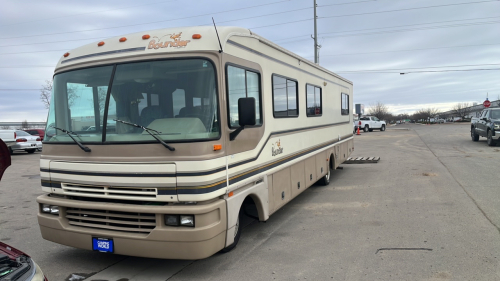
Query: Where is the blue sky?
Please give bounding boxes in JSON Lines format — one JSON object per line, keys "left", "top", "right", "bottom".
{"left": 1, "top": 0, "right": 499, "bottom": 122}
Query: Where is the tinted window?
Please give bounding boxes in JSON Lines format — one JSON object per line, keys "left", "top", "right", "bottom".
{"left": 226, "top": 65, "right": 262, "bottom": 128}
{"left": 306, "top": 84, "right": 322, "bottom": 117}
{"left": 341, "top": 93, "right": 349, "bottom": 115}
{"left": 273, "top": 75, "right": 298, "bottom": 117}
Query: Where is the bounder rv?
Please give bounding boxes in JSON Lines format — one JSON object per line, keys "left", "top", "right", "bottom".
{"left": 37, "top": 26, "right": 354, "bottom": 259}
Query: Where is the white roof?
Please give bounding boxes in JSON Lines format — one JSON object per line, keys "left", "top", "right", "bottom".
{"left": 56, "top": 26, "right": 250, "bottom": 69}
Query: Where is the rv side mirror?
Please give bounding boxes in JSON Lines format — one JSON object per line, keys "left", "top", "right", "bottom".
{"left": 230, "top": 97, "right": 256, "bottom": 141}
{"left": 238, "top": 97, "right": 256, "bottom": 127}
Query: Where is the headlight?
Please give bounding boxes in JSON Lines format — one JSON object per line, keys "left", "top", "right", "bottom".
{"left": 42, "top": 204, "right": 59, "bottom": 215}
{"left": 164, "top": 215, "right": 194, "bottom": 227}
{"left": 42, "top": 204, "right": 51, "bottom": 213}
{"left": 165, "top": 215, "right": 179, "bottom": 226}
{"left": 50, "top": 206, "right": 59, "bottom": 215}
{"left": 494, "top": 124, "right": 500, "bottom": 130}
{"left": 180, "top": 215, "right": 194, "bottom": 227}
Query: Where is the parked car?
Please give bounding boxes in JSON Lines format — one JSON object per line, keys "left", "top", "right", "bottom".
{"left": 471, "top": 108, "right": 500, "bottom": 146}
{"left": 9, "top": 131, "right": 42, "bottom": 154}
{"left": 23, "top": 129, "right": 45, "bottom": 141}
{"left": 0, "top": 129, "right": 16, "bottom": 148}
{"left": 359, "top": 116, "right": 386, "bottom": 132}
{"left": 0, "top": 140, "right": 48, "bottom": 281}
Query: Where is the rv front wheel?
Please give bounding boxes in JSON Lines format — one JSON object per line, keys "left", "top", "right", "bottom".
{"left": 318, "top": 164, "right": 332, "bottom": 186}
{"left": 221, "top": 208, "right": 242, "bottom": 253}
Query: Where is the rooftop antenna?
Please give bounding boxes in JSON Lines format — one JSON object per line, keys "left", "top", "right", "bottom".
{"left": 212, "top": 17, "right": 223, "bottom": 53}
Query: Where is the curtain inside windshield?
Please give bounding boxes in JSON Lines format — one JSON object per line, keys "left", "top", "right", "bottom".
{"left": 45, "top": 59, "right": 219, "bottom": 143}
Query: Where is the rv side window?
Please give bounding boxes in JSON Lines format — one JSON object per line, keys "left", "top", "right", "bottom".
{"left": 226, "top": 65, "right": 262, "bottom": 128}
{"left": 272, "top": 75, "right": 298, "bottom": 117}
{"left": 306, "top": 84, "right": 322, "bottom": 117}
{"left": 341, "top": 93, "right": 349, "bottom": 115}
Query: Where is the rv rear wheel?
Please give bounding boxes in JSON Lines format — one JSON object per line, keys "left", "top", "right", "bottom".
{"left": 221, "top": 208, "right": 242, "bottom": 253}
{"left": 318, "top": 161, "right": 332, "bottom": 186}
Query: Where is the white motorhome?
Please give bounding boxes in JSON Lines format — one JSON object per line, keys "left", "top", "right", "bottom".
{"left": 37, "top": 26, "right": 354, "bottom": 259}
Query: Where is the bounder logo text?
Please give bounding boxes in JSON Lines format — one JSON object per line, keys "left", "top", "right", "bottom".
{"left": 272, "top": 139, "right": 283, "bottom": 156}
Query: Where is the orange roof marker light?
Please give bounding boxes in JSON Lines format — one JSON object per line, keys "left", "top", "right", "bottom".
{"left": 63, "top": 52, "right": 70, "bottom": 57}
{"left": 192, "top": 34, "right": 202, "bottom": 39}
{"left": 142, "top": 34, "right": 150, "bottom": 40}
{"left": 97, "top": 41, "right": 105, "bottom": 47}
{"left": 213, "top": 144, "right": 222, "bottom": 151}
{"left": 119, "top": 37, "right": 127, "bottom": 42}
{"left": 228, "top": 191, "right": 234, "bottom": 197}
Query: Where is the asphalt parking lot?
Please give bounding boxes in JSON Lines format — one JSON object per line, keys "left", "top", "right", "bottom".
{"left": 1, "top": 122, "right": 499, "bottom": 280}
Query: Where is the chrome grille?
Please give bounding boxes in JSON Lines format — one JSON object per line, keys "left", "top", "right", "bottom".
{"left": 66, "top": 208, "right": 156, "bottom": 234}
{"left": 62, "top": 183, "right": 157, "bottom": 200}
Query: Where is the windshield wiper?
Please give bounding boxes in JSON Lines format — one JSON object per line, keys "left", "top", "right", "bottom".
{"left": 50, "top": 126, "right": 91, "bottom": 152}
{"left": 113, "top": 119, "right": 175, "bottom": 151}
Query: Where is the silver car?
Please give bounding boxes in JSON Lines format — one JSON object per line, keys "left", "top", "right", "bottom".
{"left": 9, "top": 130, "right": 42, "bottom": 154}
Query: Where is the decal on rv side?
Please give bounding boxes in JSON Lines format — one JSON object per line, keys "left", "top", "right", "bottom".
{"left": 272, "top": 139, "right": 283, "bottom": 156}
{"left": 148, "top": 32, "right": 191, "bottom": 49}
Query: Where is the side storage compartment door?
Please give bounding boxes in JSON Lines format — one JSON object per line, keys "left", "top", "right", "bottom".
{"left": 272, "top": 168, "right": 292, "bottom": 211}
{"left": 304, "top": 156, "right": 317, "bottom": 188}
{"left": 290, "top": 161, "right": 305, "bottom": 199}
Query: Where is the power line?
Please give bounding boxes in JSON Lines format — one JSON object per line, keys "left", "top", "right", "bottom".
{"left": 337, "top": 68, "right": 500, "bottom": 74}
{"left": 335, "top": 63, "right": 500, "bottom": 73}
{"left": 277, "top": 20, "right": 500, "bottom": 45}
{"left": 306, "top": 42, "right": 500, "bottom": 58}
{"left": 0, "top": 36, "right": 108, "bottom": 48}
{"left": 0, "top": 0, "right": 179, "bottom": 27}
{"left": 0, "top": 0, "right": 291, "bottom": 40}
{"left": 320, "top": 0, "right": 500, "bottom": 20}
{"left": 273, "top": 15, "right": 500, "bottom": 43}
{"left": 319, "top": 0, "right": 378, "bottom": 7}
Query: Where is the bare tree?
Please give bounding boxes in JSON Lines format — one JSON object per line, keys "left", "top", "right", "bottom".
{"left": 367, "top": 101, "right": 391, "bottom": 121}
{"left": 40, "top": 80, "right": 52, "bottom": 109}
{"left": 97, "top": 87, "right": 107, "bottom": 114}
{"left": 21, "top": 120, "right": 29, "bottom": 129}
{"left": 0, "top": 126, "right": 10, "bottom": 129}
{"left": 452, "top": 102, "right": 471, "bottom": 118}
{"left": 40, "top": 80, "right": 78, "bottom": 109}
{"left": 412, "top": 108, "right": 440, "bottom": 121}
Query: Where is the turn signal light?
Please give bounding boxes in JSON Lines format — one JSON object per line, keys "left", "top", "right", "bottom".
{"left": 142, "top": 34, "right": 150, "bottom": 40}
{"left": 97, "top": 41, "right": 105, "bottom": 46}
{"left": 192, "top": 34, "right": 202, "bottom": 39}
{"left": 213, "top": 144, "right": 222, "bottom": 151}
{"left": 119, "top": 37, "right": 127, "bottom": 42}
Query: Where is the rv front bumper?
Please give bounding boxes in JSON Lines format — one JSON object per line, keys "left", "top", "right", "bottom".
{"left": 37, "top": 194, "right": 227, "bottom": 260}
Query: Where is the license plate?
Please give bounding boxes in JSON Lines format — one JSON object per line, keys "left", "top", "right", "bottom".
{"left": 92, "top": 238, "right": 114, "bottom": 253}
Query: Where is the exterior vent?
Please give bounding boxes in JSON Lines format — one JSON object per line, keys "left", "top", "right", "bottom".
{"left": 62, "top": 183, "right": 157, "bottom": 200}
{"left": 66, "top": 208, "right": 156, "bottom": 234}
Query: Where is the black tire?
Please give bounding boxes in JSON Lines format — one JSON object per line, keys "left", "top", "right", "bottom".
{"left": 221, "top": 208, "right": 242, "bottom": 253}
{"left": 26, "top": 149, "right": 36, "bottom": 154}
{"left": 471, "top": 128, "right": 479, "bottom": 141}
{"left": 487, "top": 130, "right": 497, "bottom": 146}
{"left": 363, "top": 125, "right": 369, "bottom": 132}
{"left": 318, "top": 162, "right": 332, "bottom": 186}
{"left": 9, "top": 147, "right": 13, "bottom": 155}
{"left": 368, "top": 128, "right": 374, "bottom": 132}
{"left": 380, "top": 125, "right": 386, "bottom": 131}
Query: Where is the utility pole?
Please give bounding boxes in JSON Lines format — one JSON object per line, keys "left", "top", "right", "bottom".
{"left": 313, "top": 0, "right": 318, "bottom": 64}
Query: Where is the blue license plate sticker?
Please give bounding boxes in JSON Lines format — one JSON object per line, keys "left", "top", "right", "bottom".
{"left": 92, "top": 238, "right": 114, "bottom": 253}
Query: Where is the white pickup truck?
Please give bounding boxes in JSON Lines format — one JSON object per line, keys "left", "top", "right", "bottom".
{"left": 0, "top": 130, "right": 16, "bottom": 147}
{"left": 358, "top": 116, "right": 386, "bottom": 132}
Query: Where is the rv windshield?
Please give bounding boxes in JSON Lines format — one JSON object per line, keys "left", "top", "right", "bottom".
{"left": 45, "top": 59, "right": 219, "bottom": 143}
